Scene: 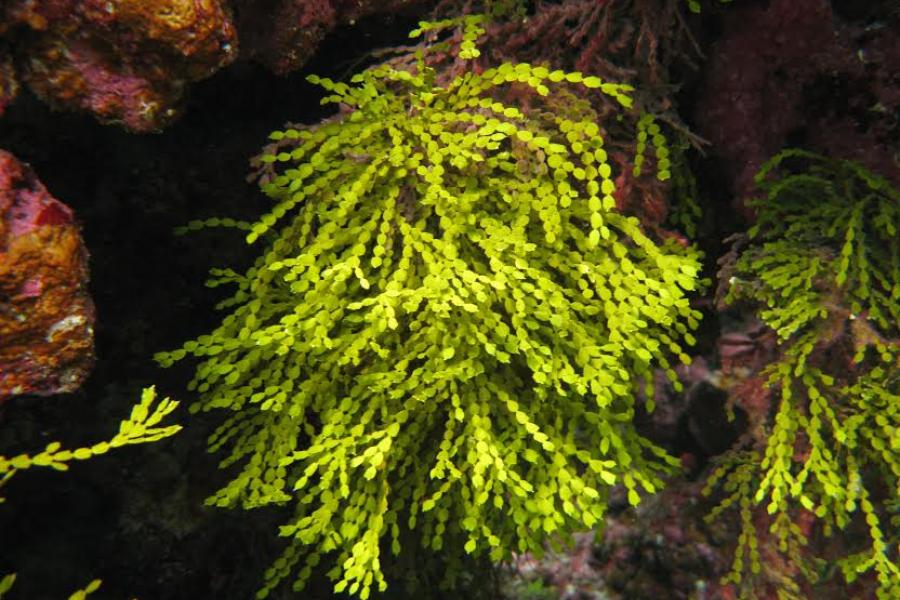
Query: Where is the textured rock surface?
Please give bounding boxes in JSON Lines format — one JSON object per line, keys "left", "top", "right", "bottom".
{"left": 233, "top": 0, "right": 432, "bottom": 74}
{"left": 0, "top": 51, "right": 18, "bottom": 117}
{"left": 502, "top": 479, "right": 730, "bottom": 600}
{"left": 0, "top": 150, "right": 94, "bottom": 401}
{"left": 697, "top": 0, "right": 900, "bottom": 216}
{"left": 1, "top": 0, "right": 238, "bottom": 131}
{"left": 595, "top": 480, "right": 728, "bottom": 600}
{"left": 0, "top": 0, "right": 440, "bottom": 131}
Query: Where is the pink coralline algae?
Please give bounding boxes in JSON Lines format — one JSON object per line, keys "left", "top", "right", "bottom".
{"left": 233, "top": 0, "right": 432, "bottom": 75}
{"left": 697, "top": 0, "right": 900, "bottom": 217}
{"left": 1, "top": 0, "right": 238, "bottom": 132}
{"left": 0, "top": 150, "right": 95, "bottom": 403}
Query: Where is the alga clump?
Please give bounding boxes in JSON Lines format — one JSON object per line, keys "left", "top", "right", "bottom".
{"left": 158, "top": 18, "right": 705, "bottom": 599}
{"left": 706, "top": 150, "right": 899, "bottom": 600}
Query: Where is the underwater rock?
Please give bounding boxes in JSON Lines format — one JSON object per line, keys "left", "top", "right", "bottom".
{"left": 0, "top": 150, "right": 94, "bottom": 402}
{"left": 0, "top": 51, "right": 18, "bottom": 117}
{"left": 696, "top": 0, "right": 837, "bottom": 216}
{"left": 233, "top": 0, "right": 432, "bottom": 75}
{"left": 592, "top": 479, "right": 728, "bottom": 600}
{"left": 503, "top": 531, "right": 607, "bottom": 600}
{"left": 697, "top": 0, "right": 900, "bottom": 216}
{"left": 1, "top": 0, "right": 238, "bottom": 132}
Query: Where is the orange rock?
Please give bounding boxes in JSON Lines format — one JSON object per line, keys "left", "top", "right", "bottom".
{"left": 0, "top": 150, "right": 94, "bottom": 401}
{"left": 3, "top": 0, "right": 237, "bottom": 131}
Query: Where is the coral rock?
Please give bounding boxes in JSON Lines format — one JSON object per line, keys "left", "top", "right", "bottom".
{"left": 3, "top": 0, "right": 238, "bottom": 131}
{"left": 593, "top": 480, "right": 729, "bottom": 600}
{"left": 697, "top": 0, "right": 900, "bottom": 216}
{"left": 0, "top": 150, "right": 94, "bottom": 402}
{"left": 0, "top": 52, "right": 18, "bottom": 117}
{"left": 234, "top": 0, "right": 431, "bottom": 74}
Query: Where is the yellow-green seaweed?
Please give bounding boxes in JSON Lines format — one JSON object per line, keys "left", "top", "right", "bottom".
{"left": 158, "top": 32, "right": 704, "bottom": 599}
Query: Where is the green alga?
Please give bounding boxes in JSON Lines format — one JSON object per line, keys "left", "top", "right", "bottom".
{"left": 159, "top": 28, "right": 703, "bottom": 599}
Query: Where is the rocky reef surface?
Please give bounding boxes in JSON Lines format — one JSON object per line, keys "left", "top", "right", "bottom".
{"left": 0, "top": 150, "right": 94, "bottom": 403}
